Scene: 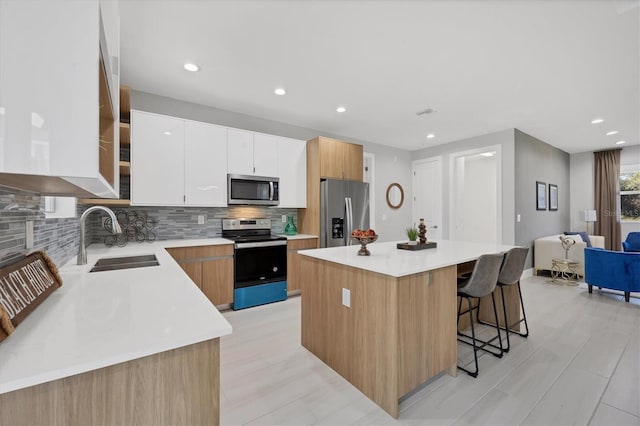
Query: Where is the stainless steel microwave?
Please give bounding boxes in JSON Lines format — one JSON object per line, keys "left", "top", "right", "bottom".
{"left": 227, "top": 174, "right": 280, "bottom": 206}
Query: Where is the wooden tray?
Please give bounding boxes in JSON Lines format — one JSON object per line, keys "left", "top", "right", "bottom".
{"left": 0, "top": 251, "right": 62, "bottom": 343}
{"left": 397, "top": 242, "right": 437, "bottom": 250}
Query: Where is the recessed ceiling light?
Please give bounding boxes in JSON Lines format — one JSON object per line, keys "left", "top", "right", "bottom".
{"left": 274, "top": 88, "right": 286, "bottom": 96}
{"left": 616, "top": 140, "right": 626, "bottom": 145}
{"left": 591, "top": 118, "right": 604, "bottom": 124}
{"left": 480, "top": 152, "right": 495, "bottom": 157}
{"left": 336, "top": 106, "right": 346, "bottom": 113}
{"left": 606, "top": 130, "right": 619, "bottom": 136}
{"left": 163, "top": 131, "right": 172, "bottom": 136}
{"left": 183, "top": 63, "right": 199, "bottom": 72}
{"left": 426, "top": 133, "right": 435, "bottom": 139}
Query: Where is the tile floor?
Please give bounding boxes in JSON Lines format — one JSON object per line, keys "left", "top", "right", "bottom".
{"left": 220, "top": 276, "right": 640, "bottom": 425}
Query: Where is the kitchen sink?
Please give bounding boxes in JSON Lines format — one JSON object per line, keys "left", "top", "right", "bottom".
{"left": 89, "top": 254, "right": 160, "bottom": 273}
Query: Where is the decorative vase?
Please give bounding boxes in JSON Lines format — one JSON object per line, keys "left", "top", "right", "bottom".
{"left": 419, "top": 218, "right": 427, "bottom": 244}
{"left": 284, "top": 215, "right": 297, "bottom": 235}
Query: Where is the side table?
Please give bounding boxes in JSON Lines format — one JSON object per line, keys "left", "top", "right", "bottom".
{"left": 551, "top": 258, "right": 580, "bottom": 285}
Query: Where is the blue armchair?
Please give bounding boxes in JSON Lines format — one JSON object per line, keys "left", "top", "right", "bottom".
{"left": 585, "top": 247, "right": 640, "bottom": 302}
{"left": 622, "top": 232, "right": 640, "bottom": 252}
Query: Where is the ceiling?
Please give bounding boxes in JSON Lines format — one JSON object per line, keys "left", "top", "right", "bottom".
{"left": 120, "top": 0, "right": 640, "bottom": 154}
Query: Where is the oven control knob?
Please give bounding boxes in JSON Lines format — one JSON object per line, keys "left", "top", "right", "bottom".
{"left": 273, "top": 266, "right": 278, "bottom": 272}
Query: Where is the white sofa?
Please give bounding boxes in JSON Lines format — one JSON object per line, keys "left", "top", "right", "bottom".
{"left": 534, "top": 234, "right": 605, "bottom": 276}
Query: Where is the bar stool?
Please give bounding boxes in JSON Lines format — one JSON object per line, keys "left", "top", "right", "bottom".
{"left": 489, "top": 246, "right": 530, "bottom": 352}
{"left": 457, "top": 253, "right": 505, "bottom": 378}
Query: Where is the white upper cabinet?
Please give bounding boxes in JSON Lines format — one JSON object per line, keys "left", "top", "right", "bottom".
{"left": 0, "top": 0, "right": 119, "bottom": 198}
{"left": 278, "top": 137, "right": 307, "bottom": 208}
{"left": 228, "top": 130, "right": 279, "bottom": 177}
{"left": 130, "top": 111, "right": 185, "bottom": 205}
{"left": 184, "top": 120, "right": 227, "bottom": 206}
{"left": 254, "top": 133, "right": 279, "bottom": 177}
{"left": 130, "top": 110, "right": 306, "bottom": 207}
{"left": 227, "top": 129, "right": 254, "bottom": 175}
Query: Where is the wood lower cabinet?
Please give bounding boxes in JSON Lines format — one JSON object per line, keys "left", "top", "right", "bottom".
{"left": 202, "top": 258, "right": 234, "bottom": 305}
{"left": 166, "top": 245, "right": 234, "bottom": 305}
{"left": 0, "top": 339, "right": 220, "bottom": 425}
{"left": 287, "top": 237, "right": 319, "bottom": 291}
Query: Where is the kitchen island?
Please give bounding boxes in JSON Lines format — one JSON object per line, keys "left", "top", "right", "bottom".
{"left": 0, "top": 239, "right": 233, "bottom": 425}
{"left": 299, "top": 239, "right": 516, "bottom": 418}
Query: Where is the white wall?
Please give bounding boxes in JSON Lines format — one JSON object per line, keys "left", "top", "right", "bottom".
{"left": 569, "top": 151, "right": 594, "bottom": 231}
{"left": 360, "top": 144, "right": 412, "bottom": 241}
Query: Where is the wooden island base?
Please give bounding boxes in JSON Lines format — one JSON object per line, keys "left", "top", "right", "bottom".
{"left": 301, "top": 256, "right": 458, "bottom": 418}
{"left": 300, "top": 254, "right": 522, "bottom": 418}
{"left": 0, "top": 339, "right": 220, "bottom": 426}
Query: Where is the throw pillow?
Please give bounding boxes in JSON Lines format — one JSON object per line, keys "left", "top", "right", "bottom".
{"left": 564, "top": 231, "right": 592, "bottom": 247}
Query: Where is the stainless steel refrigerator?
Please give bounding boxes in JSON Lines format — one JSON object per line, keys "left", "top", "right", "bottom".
{"left": 320, "top": 179, "right": 370, "bottom": 248}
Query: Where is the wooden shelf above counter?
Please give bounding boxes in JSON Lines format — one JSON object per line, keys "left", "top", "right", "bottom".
{"left": 119, "top": 122, "right": 130, "bottom": 146}
{"left": 119, "top": 161, "right": 130, "bottom": 176}
{"left": 77, "top": 198, "right": 131, "bottom": 206}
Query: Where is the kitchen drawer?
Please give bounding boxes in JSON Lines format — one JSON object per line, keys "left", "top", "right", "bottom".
{"left": 166, "top": 245, "right": 233, "bottom": 261}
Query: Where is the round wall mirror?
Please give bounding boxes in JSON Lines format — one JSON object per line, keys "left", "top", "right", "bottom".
{"left": 386, "top": 183, "right": 404, "bottom": 209}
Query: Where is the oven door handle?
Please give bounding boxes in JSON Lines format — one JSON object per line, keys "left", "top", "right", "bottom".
{"left": 235, "top": 241, "right": 287, "bottom": 249}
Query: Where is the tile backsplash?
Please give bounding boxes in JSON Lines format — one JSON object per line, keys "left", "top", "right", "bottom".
{"left": 0, "top": 186, "right": 299, "bottom": 267}
{"left": 0, "top": 189, "right": 83, "bottom": 268}
{"left": 89, "top": 205, "right": 298, "bottom": 244}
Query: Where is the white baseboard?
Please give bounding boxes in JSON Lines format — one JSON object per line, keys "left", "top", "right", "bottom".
{"left": 522, "top": 268, "right": 534, "bottom": 279}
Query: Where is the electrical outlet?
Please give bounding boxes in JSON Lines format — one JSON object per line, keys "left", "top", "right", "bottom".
{"left": 282, "top": 215, "right": 287, "bottom": 223}
{"left": 197, "top": 215, "right": 205, "bottom": 225}
{"left": 342, "top": 288, "right": 351, "bottom": 308}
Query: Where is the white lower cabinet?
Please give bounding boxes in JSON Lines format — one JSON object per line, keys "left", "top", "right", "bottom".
{"left": 184, "top": 121, "right": 227, "bottom": 206}
{"left": 131, "top": 111, "right": 185, "bottom": 205}
{"left": 278, "top": 137, "right": 306, "bottom": 208}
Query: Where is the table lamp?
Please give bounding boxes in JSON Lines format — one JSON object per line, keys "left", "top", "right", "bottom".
{"left": 581, "top": 209, "right": 597, "bottom": 234}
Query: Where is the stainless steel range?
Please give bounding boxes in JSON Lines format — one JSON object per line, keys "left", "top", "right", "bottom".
{"left": 222, "top": 218, "right": 287, "bottom": 310}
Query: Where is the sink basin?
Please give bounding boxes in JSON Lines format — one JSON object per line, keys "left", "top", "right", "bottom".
{"left": 90, "top": 254, "right": 159, "bottom": 273}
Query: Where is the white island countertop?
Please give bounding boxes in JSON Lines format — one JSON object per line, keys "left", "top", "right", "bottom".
{"left": 300, "top": 239, "right": 516, "bottom": 277}
{"left": 0, "top": 238, "right": 234, "bottom": 395}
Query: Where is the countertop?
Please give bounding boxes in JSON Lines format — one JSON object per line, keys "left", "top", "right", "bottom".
{"left": 280, "top": 234, "right": 318, "bottom": 240}
{"left": 0, "top": 238, "right": 234, "bottom": 395}
{"left": 300, "top": 239, "right": 516, "bottom": 277}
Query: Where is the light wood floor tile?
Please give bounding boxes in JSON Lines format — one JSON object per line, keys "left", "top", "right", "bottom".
{"left": 219, "top": 276, "right": 640, "bottom": 425}
{"left": 521, "top": 366, "right": 608, "bottom": 425}
{"left": 601, "top": 333, "right": 640, "bottom": 417}
{"left": 590, "top": 403, "right": 640, "bottom": 426}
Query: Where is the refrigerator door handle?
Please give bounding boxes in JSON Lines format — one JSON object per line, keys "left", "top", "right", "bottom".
{"left": 345, "top": 197, "right": 353, "bottom": 246}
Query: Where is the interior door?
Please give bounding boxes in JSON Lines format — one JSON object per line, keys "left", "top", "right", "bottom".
{"left": 412, "top": 157, "right": 443, "bottom": 240}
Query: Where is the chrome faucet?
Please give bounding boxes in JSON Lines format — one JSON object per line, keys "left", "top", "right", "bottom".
{"left": 77, "top": 206, "right": 122, "bottom": 265}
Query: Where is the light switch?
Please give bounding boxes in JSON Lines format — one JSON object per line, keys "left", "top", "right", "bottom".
{"left": 516, "top": 214, "right": 521, "bottom": 223}
{"left": 342, "top": 288, "right": 351, "bottom": 308}
{"left": 282, "top": 215, "right": 287, "bottom": 223}
{"left": 197, "top": 215, "right": 205, "bottom": 225}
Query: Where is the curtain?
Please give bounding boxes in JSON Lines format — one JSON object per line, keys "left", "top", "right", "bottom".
{"left": 594, "top": 149, "right": 622, "bottom": 250}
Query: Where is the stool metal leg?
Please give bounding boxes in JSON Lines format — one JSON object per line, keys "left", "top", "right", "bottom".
{"left": 500, "top": 285, "right": 510, "bottom": 352}
{"left": 457, "top": 296, "right": 479, "bottom": 378}
{"left": 515, "top": 281, "right": 529, "bottom": 338}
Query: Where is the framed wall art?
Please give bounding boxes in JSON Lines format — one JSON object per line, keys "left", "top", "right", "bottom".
{"left": 549, "top": 184, "right": 558, "bottom": 211}
{"left": 536, "top": 181, "right": 547, "bottom": 211}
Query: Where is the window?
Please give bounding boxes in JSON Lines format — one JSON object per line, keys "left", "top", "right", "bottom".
{"left": 620, "top": 166, "right": 640, "bottom": 222}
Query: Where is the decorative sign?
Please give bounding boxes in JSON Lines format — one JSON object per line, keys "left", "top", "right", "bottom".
{"left": 0, "top": 252, "right": 62, "bottom": 343}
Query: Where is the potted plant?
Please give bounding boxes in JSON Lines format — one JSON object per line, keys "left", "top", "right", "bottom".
{"left": 406, "top": 226, "right": 419, "bottom": 245}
